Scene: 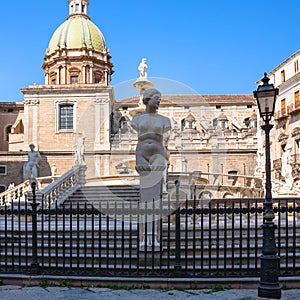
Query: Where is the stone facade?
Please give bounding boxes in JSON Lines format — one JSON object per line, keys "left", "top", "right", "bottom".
{"left": 263, "top": 50, "right": 300, "bottom": 193}
{"left": 0, "top": 0, "right": 261, "bottom": 192}
{"left": 111, "top": 94, "right": 258, "bottom": 185}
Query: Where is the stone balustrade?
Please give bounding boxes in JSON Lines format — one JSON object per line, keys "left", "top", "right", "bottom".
{"left": 41, "top": 165, "right": 86, "bottom": 208}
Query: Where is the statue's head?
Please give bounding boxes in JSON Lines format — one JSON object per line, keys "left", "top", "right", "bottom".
{"left": 142, "top": 88, "right": 161, "bottom": 105}
{"left": 29, "top": 144, "right": 35, "bottom": 150}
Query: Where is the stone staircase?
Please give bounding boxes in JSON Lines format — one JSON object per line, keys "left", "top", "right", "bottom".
{"left": 1, "top": 182, "right": 300, "bottom": 276}
{"left": 1, "top": 220, "right": 299, "bottom": 276}
{"left": 61, "top": 184, "right": 141, "bottom": 214}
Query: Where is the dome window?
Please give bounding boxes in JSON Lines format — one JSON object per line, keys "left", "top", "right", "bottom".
{"left": 94, "top": 71, "right": 104, "bottom": 84}
{"left": 50, "top": 72, "right": 57, "bottom": 85}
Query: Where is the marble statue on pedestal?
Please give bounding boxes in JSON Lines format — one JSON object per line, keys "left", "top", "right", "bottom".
{"left": 25, "top": 144, "right": 42, "bottom": 182}
{"left": 138, "top": 58, "right": 148, "bottom": 79}
{"left": 51, "top": 163, "right": 57, "bottom": 177}
{"left": 131, "top": 88, "right": 171, "bottom": 247}
{"left": 281, "top": 143, "right": 294, "bottom": 192}
{"left": 133, "top": 58, "right": 154, "bottom": 107}
{"left": 74, "top": 136, "right": 86, "bottom": 165}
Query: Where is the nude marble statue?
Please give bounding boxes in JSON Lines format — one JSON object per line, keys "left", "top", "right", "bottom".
{"left": 131, "top": 88, "right": 171, "bottom": 247}
{"left": 25, "top": 144, "right": 42, "bottom": 181}
{"left": 131, "top": 88, "right": 171, "bottom": 170}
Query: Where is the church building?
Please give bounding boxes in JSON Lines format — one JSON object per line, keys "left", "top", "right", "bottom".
{"left": 0, "top": 0, "right": 261, "bottom": 194}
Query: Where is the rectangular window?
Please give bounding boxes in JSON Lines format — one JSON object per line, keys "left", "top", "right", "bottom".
{"left": 281, "top": 98, "right": 286, "bottom": 116}
{"left": 228, "top": 170, "right": 238, "bottom": 180}
{"left": 0, "top": 165, "right": 7, "bottom": 175}
{"left": 59, "top": 105, "right": 74, "bottom": 130}
{"left": 75, "top": 4, "right": 80, "bottom": 12}
{"left": 295, "top": 91, "right": 300, "bottom": 109}
{"left": 281, "top": 70, "right": 285, "bottom": 83}
{"left": 71, "top": 76, "right": 78, "bottom": 84}
{"left": 295, "top": 60, "right": 299, "bottom": 73}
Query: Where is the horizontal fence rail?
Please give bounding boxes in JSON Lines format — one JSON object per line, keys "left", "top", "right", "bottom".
{"left": 0, "top": 182, "right": 299, "bottom": 278}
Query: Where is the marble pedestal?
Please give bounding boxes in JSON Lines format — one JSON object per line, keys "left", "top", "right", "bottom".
{"left": 136, "top": 165, "right": 165, "bottom": 249}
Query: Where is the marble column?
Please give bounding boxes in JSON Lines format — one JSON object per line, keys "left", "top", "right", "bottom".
{"left": 94, "top": 98, "right": 101, "bottom": 148}
{"left": 89, "top": 65, "right": 93, "bottom": 83}
{"left": 32, "top": 99, "right": 39, "bottom": 148}
{"left": 82, "top": 65, "right": 86, "bottom": 83}
{"left": 23, "top": 99, "right": 30, "bottom": 150}
{"left": 62, "top": 66, "right": 67, "bottom": 84}
{"left": 103, "top": 154, "right": 110, "bottom": 176}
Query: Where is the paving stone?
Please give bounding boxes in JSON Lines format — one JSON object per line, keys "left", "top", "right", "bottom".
{"left": 0, "top": 286, "right": 299, "bottom": 300}
{"left": 0, "top": 285, "right": 22, "bottom": 291}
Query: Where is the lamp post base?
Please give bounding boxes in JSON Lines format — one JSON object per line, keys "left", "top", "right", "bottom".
{"left": 258, "top": 285, "right": 281, "bottom": 299}
{"left": 258, "top": 221, "right": 281, "bottom": 299}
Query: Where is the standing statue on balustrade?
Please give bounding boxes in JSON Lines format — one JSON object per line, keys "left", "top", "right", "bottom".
{"left": 74, "top": 135, "right": 86, "bottom": 165}
{"left": 25, "top": 144, "right": 42, "bottom": 182}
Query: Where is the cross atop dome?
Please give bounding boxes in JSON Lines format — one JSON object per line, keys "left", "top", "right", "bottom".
{"left": 68, "top": 0, "right": 89, "bottom": 19}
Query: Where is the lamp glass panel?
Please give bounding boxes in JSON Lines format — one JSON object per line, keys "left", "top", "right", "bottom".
{"left": 257, "top": 90, "right": 275, "bottom": 115}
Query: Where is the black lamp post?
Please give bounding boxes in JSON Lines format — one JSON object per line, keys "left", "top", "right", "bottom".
{"left": 253, "top": 73, "right": 281, "bottom": 299}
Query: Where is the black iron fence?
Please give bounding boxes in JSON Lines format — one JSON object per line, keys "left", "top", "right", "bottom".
{"left": 0, "top": 182, "right": 300, "bottom": 278}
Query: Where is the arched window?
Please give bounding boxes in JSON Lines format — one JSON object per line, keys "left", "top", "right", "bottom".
{"left": 212, "top": 118, "right": 217, "bottom": 127}
{"left": 5, "top": 125, "right": 12, "bottom": 141}
{"left": 181, "top": 119, "right": 185, "bottom": 131}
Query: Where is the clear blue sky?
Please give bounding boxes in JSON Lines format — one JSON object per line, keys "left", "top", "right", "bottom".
{"left": 0, "top": 0, "right": 299, "bottom": 101}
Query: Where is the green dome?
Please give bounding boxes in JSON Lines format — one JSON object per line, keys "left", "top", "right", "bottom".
{"left": 47, "top": 15, "right": 106, "bottom": 55}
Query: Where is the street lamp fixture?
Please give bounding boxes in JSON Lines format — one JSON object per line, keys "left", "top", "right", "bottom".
{"left": 253, "top": 73, "right": 281, "bottom": 299}
{"left": 254, "top": 73, "right": 279, "bottom": 122}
